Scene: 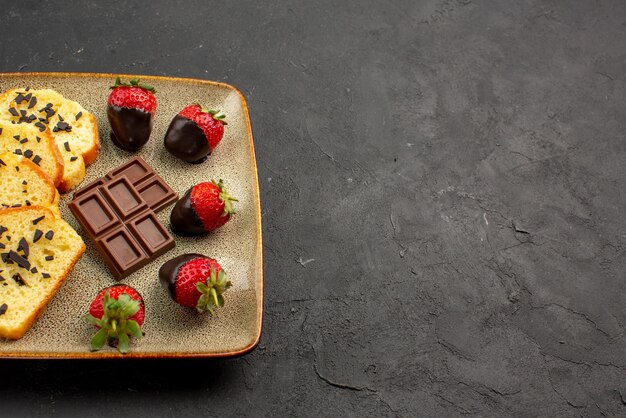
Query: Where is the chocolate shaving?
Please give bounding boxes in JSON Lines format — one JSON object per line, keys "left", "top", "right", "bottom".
{"left": 45, "top": 230, "right": 54, "bottom": 240}
{"left": 0, "top": 304, "right": 7, "bottom": 315}
{"left": 41, "top": 272, "right": 50, "bottom": 279}
{"left": 33, "top": 229, "right": 43, "bottom": 242}
{"left": 12, "top": 273, "right": 26, "bottom": 286}
{"left": 23, "top": 150, "right": 33, "bottom": 158}
{"left": 54, "top": 121, "right": 71, "bottom": 132}
{"left": 17, "top": 237, "right": 29, "bottom": 257}
{"left": 75, "top": 111, "right": 82, "bottom": 120}
{"left": 8, "top": 108, "right": 19, "bottom": 117}
{"left": 32, "top": 155, "right": 41, "bottom": 165}
{"left": 32, "top": 216, "right": 44, "bottom": 225}
{"left": 27, "top": 96, "right": 37, "bottom": 109}
{"left": 8, "top": 250, "right": 30, "bottom": 270}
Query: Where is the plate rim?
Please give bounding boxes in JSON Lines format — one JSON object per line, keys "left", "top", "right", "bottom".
{"left": 0, "top": 72, "right": 264, "bottom": 359}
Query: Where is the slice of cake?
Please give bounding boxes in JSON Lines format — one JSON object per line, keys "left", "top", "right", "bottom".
{"left": 0, "top": 88, "right": 100, "bottom": 192}
{"left": 0, "top": 121, "right": 64, "bottom": 187}
{"left": 0, "top": 152, "right": 60, "bottom": 217}
{"left": 0, "top": 206, "right": 85, "bottom": 339}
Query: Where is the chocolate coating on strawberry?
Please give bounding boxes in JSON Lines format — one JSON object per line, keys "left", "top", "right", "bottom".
{"left": 158, "top": 253, "right": 205, "bottom": 300}
{"left": 169, "top": 180, "right": 238, "bottom": 236}
{"left": 170, "top": 188, "right": 205, "bottom": 236}
{"left": 107, "top": 77, "right": 156, "bottom": 151}
{"left": 107, "top": 106, "right": 154, "bottom": 151}
{"left": 163, "top": 115, "right": 210, "bottom": 163}
{"left": 158, "top": 254, "right": 231, "bottom": 314}
{"left": 164, "top": 105, "right": 226, "bottom": 163}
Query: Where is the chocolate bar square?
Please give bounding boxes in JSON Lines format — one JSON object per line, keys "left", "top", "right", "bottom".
{"left": 69, "top": 157, "right": 178, "bottom": 280}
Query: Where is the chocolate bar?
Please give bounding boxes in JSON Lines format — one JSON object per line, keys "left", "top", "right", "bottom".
{"left": 69, "top": 157, "right": 178, "bottom": 279}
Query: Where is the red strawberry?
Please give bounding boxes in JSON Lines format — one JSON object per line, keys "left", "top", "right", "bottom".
{"left": 107, "top": 77, "right": 157, "bottom": 151}
{"left": 163, "top": 104, "right": 227, "bottom": 163}
{"left": 85, "top": 284, "right": 145, "bottom": 354}
{"left": 170, "top": 179, "right": 238, "bottom": 236}
{"left": 159, "top": 254, "right": 232, "bottom": 314}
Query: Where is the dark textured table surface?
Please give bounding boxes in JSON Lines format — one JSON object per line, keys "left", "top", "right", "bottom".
{"left": 1, "top": 1, "right": 625, "bottom": 416}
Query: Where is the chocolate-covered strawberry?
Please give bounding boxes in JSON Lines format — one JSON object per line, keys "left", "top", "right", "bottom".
{"left": 159, "top": 253, "right": 232, "bottom": 314}
{"left": 107, "top": 77, "right": 156, "bottom": 151}
{"left": 84, "top": 284, "right": 145, "bottom": 354}
{"left": 170, "top": 179, "right": 238, "bottom": 236}
{"left": 164, "top": 104, "right": 226, "bottom": 163}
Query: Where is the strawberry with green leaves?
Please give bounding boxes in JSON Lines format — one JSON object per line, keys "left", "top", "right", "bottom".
{"left": 170, "top": 179, "right": 238, "bottom": 236}
{"left": 159, "top": 254, "right": 232, "bottom": 314}
{"left": 164, "top": 104, "right": 227, "bottom": 163}
{"left": 84, "top": 284, "right": 145, "bottom": 354}
{"left": 107, "top": 77, "right": 157, "bottom": 151}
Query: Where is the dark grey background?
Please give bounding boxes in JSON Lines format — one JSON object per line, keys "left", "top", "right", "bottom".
{"left": 0, "top": 0, "right": 625, "bottom": 416}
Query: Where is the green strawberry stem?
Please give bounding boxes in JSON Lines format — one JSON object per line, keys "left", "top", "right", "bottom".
{"left": 84, "top": 292, "right": 143, "bottom": 354}
{"left": 110, "top": 76, "right": 156, "bottom": 93}
{"left": 212, "top": 179, "right": 239, "bottom": 216}
{"left": 195, "top": 269, "right": 232, "bottom": 315}
{"left": 200, "top": 107, "right": 228, "bottom": 125}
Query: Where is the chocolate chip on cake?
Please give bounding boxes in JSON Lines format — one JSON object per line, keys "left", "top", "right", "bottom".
{"left": 33, "top": 229, "right": 43, "bottom": 243}
{"left": 8, "top": 250, "right": 30, "bottom": 270}
{"left": 17, "top": 237, "right": 29, "bottom": 257}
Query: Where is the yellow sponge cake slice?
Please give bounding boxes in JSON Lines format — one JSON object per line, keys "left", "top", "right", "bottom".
{"left": 0, "top": 152, "right": 60, "bottom": 217}
{"left": 0, "top": 88, "right": 99, "bottom": 192}
{"left": 0, "top": 121, "right": 63, "bottom": 187}
{"left": 0, "top": 206, "right": 85, "bottom": 339}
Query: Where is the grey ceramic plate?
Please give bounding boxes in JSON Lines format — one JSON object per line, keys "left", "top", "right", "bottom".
{"left": 0, "top": 72, "right": 263, "bottom": 358}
